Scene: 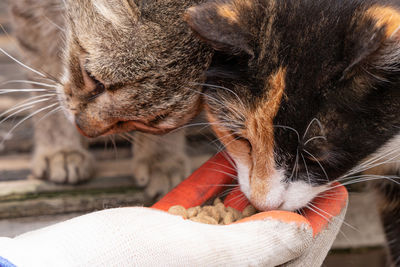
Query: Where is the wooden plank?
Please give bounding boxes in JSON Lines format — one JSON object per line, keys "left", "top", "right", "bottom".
{"left": 0, "top": 154, "right": 211, "bottom": 219}
{"left": 0, "top": 191, "right": 151, "bottom": 219}
{"left": 0, "top": 154, "right": 211, "bottom": 200}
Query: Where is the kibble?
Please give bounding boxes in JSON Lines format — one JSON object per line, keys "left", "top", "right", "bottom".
{"left": 187, "top": 206, "right": 200, "bottom": 218}
{"left": 168, "top": 205, "right": 188, "bottom": 219}
{"left": 168, "top": 198, "right": 257, "bottom": 225}
{"left": 242, "top": 205, "right": 257, "bottom": 217}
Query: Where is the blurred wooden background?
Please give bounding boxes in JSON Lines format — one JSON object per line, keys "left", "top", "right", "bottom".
{"left": 0, "top": 2, "right": 390, "bottom": 266}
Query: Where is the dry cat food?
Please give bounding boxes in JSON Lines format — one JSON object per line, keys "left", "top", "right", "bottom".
{"left": 168, "top": 198, "right": 257, "bottom": 225}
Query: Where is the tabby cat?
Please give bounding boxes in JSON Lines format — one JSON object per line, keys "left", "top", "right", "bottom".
{"left": 8, "top": 0, "right": 213, "bottom": 197}
{"left": 185, "top": 0, "right": 400, "bottom": 264}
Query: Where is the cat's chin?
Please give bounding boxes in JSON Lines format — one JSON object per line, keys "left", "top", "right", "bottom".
{"left": 104, "top": 121, "right": 173, "bottom": 135}
{"left": 75, "top": 120, "right": 173, "bottom": 138}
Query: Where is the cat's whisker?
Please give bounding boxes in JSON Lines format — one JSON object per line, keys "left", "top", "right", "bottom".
{"left": 119, "top": 132, "right": 152, "bottom": 149}
{"left": 215, "top": 187, "right": 241, "bottom": 199}
{"left": 340, "top": 149, "right": 400, "bottom": 179}
{"left": 191, "top": 82, "right": 246, "bottom": 109}
{"left": 1, "top": 102, "right": 59, "bottom": 144}
{"left": 359, "top": 148, "right": 400, "bottom": 172}
{"left": 36, "top": 77, "right": 63, "bottom": 86}
{"left": 118, "top": 133, "right": 136, "bottom": 146}
{"left": 110, "top": 134, "right": 118, "bottom": 159}
{"left": 220, "top": 150, "right": 237, "bottom": 171}
{"left": 300, "top": 152, "right": 312, "bottom": 185}
{"left": 44, "top": 15, "right": 66, "bottom": 33}
{"left": 119, "top": 132, "right": 142, "bottom": 147}
{"left": 308, "top": 202, "right": 358, "bottom": 232}
{"left": 34, "top": 106, "right": 63, "bottom": 126}
{"left": 124, "top": 131, "right": 189, "bottom": 153}
{"left": 307, "top": 204, "right": 353, "bottom": 243}
{"left": 297, "top": 208, "right": 305, "bottom": 217}
{"left": 0, "top": 105, "right": 36, "bottom": 126}
{"left": 328, "top": 176, "right": 400, "bottom": 191}
{"left": 0, "top": 89, "right": 50, "bottom": 94}
{"left": 0, "top": 48, "right": 46, "bottom": 78}
{"left": 302, "top": 148, "right": 329, "bottom": 182}
{"left": 122, "top": 131, "right": 181, "bottom": 154}
{"left": 205, "top": 168, "right": 238, "bottom": 179}
{"left": 185, "top": 87, "right": 226, "bottom": 107}
{"left": 302, "top": 118, "right": 324, "bottom": 140}
{"left": 273, "top": 125, "right": 301, "bottom": 143}
{"left": 304, "top": 204, "right": 332, "bottom": 223}
{"left": 295, "top": 151, "right": 300, "bottom": 181}
{"left": 351, "top": 145, "right": 400, "bottom": 171}
{"left": 338, "top": 174, "right": 400, "bottom": 182}
{"left": 199, "top": 184, "right": 238, "bottom": 187}
{"left": 207, "top": 161, "right": 237, "bottom": 172}
{"left": 166, "top": 121, "right": 228, "bottom": 135}
{"left": 227, "top": 190, "right": 248, "bottom": 206}
{"left": 214, "top": 136, "right": 244, "bottom": 155}
{"left": 207, "top": 130, "right": 241, "bottom": 148}
{"left": 104, "top": 136, "right": 110, "bottom": 152}
{"left": 305, "top": 205, "right": 352, "bottom": 243}
{"left": 185, "top": 87, "right": 245, "bottom": 121}
{"left": 288, "top": 148, "right": 299, "bottom": 181}
{"left": 1, "top": 80, "right": 57, "bottom": 88}
{"left": 0, "top": 95, "right": 58, "bottom": 126}
{"left": 303, "top": 135, "right": 327, "bottom": 146}
{"left": 231, "top": 192, "right": 250, "bottom": 208}
{"left": 312, "top": 195, "right": 345, "bottom": 201}
{"left": 0, "top": 94, "right": 56, "bottom": 119}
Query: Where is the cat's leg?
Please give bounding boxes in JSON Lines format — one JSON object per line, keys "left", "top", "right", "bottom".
{"left": 132, "top": 130, "right": 190, "bottom": 198}
{"left": 10, "top": 0, "right": 95, "bottom": 184}
{"left": 32, "top": 99, "right": 95, "bottom": 184}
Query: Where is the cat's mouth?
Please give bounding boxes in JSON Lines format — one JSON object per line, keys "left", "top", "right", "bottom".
{"left": 103, "top": 120, "right": 171, "bottom": 135}
{"left": 75, "top": 120, "right": 171, "bottom": 137}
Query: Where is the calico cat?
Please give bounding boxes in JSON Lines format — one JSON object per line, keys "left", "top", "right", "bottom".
{"left": 185, "top": 0, "right": 400, "bottom": 264}
{"left": 8, "top": 0, "right": 213, "bottom": 197}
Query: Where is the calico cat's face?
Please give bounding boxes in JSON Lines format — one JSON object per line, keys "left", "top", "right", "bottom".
{"left": 58, "top": 0, "right": 212, "bottom": 137}
{"left": 186, "top": 0, "right": 400, "bottom": 211}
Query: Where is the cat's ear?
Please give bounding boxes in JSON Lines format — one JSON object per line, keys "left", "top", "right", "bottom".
{"left": 343, "top": 5, "right": 400, "bottom": 80}
{"left": 184, "top": 0, "right": 256, "bottom": 56}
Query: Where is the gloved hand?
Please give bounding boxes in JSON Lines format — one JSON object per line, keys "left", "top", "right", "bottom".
{"left": 0, "top": 153, "right": 347, "bottom": 267}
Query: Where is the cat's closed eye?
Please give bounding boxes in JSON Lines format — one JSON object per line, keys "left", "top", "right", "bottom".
{"left": 233, "top": 135, "right": 252, "bottom": 152}
{"left": 82, "top": 68, "right": 106, "bottom": 101}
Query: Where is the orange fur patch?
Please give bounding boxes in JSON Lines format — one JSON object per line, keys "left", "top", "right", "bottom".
{"left": 205, "top": 106, "right": 251, "bottom": 168}
{"left": 366, "top": 5, "right": 400, "bottom": 37}
{"left": 217, "top": 5, "right": 239, "bottom": 23}
{"left": 216, "top": 0, "right": 254, "bottom": 24}
{"left": 247, "top": 67, "right": 287, "bottom": 204}
{"left": 204, "top": 68, "right": 287, "bottom": 207}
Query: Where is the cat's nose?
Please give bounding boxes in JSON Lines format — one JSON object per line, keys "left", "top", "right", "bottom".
{"left": 249, "top": 171, "right": 286, "bottom": 211}
{"left": 74, "top": 117, "right": 94, "bottom": 138}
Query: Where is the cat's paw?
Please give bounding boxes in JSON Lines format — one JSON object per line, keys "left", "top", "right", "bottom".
{"left": 32, "top": 148, "right": 95, "bottom": 184}
{"left": 132, "top": 153, "right": 191, "bottom": 199}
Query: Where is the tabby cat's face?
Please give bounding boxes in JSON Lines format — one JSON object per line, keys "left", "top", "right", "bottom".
{"left": 186, "top": 0, "right": 400, "bottom": 211}
{"left": 58, "top": 0, "right": 211, "bottom": 137}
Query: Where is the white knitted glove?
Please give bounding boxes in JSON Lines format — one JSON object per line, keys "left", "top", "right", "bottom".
{"left": 0, "top": 153, "right": 347, "bottom": 267}
{"left": 0, "top": 207, "right": 312, "bottom": 267}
